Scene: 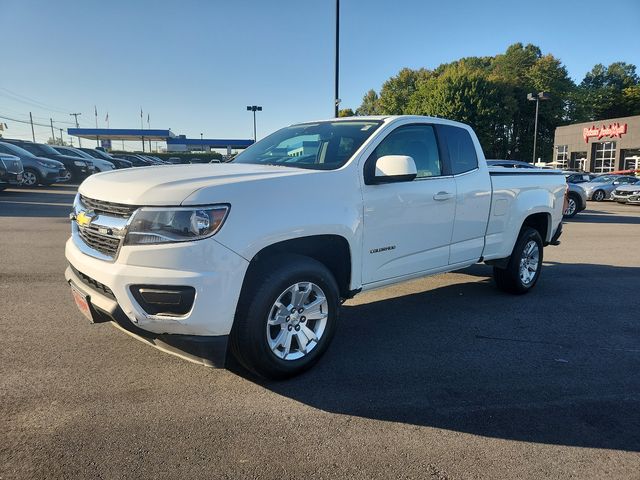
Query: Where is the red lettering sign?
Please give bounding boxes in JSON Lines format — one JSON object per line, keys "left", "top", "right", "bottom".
{"left": 583, "top": 122, "right": 628, "bottom": 143}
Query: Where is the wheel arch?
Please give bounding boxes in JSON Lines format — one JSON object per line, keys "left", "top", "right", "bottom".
{"left": 521, "top": 212, "right": 551, "bottom": 245}
{"left": 243, "top": 235, "right": 354, "bottom": 301}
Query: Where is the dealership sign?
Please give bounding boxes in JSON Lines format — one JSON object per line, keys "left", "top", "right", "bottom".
{"left": 583, "top": 122, "right": 628, "bottom": 143}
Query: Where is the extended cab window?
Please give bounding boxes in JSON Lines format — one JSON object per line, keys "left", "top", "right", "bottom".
{"left": 438, "top": 125, "right": 478, "bottom": 175}
{"left": 366, "top": 124, "right": 442, "bottom": 180}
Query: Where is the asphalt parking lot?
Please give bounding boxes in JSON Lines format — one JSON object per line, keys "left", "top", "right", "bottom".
{"left": 1, "top": 185, "right": 639, "bottom": 479}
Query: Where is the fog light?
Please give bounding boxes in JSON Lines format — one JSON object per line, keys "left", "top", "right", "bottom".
{"left": 130, "top": 285, "right": 195, "bottom": 316}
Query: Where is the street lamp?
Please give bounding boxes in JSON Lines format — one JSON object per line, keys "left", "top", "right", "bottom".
{"left": 246, "top": 105, "right": 262, "bottom": 142}
{"left": 200, "top": 132, "right": 204, "bottom": 152}
{"left": 527, "top": 92, "right": 550, "bottom": 164}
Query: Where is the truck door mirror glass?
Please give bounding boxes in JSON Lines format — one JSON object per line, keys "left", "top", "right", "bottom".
{"left": 373, "top": 155, "right": 417, "bottom": 183}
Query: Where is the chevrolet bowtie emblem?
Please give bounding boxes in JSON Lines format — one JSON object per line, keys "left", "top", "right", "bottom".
{"left": 76, "top": 210, "right": 96, "bottom": 227}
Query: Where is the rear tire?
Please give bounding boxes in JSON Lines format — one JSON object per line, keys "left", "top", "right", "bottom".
{"left": 563, "top": 193, "right": 580, "bottom": 218}
{"left": 592, "top": 189, "right": 606, "bottom": 202}
{"left": 493, "top": 227, "right": 544, "bottom": 295}
{"left": 230, "top": 254, "right": 339, "bottom": 380}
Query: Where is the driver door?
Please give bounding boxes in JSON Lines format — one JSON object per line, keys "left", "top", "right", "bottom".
{"left": 361, "top": 124, "right": 456, "bottom": 284}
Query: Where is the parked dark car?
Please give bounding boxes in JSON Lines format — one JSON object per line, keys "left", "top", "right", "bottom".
{"left": 78, "top": 148, "right": 132, "bottom": 169}
{"left": 0, "top": 139, "right": 94, "bottom": 182}
{"left": 0, "top": 152, "right": 24, "bottom": 191}
{"left": 564, "top": 172, "right": 596, "bottom": 184}
{"left": 113, "top": 153, "right": 155, "bottom": 167}
{"left": 166, "top": 156, "right": 190, "bottom": 164}
{"left": 0, "top": 141, "right": 68, "bottom": 186}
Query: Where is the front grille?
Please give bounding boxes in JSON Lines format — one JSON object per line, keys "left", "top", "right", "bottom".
{"left": 614, "top": 190, "right": 631, "bottom": 196}
{"left": 80, "top": 195, "right": 137, "bottom": 218}
{"left": 70, "top": 265, "right": 115, "bottom": 299}
{"left": 78, "top": 225, "right": 121, "bottom": 257}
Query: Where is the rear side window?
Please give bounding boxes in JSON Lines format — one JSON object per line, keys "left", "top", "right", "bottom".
{"left": 438, "top": 125, "right": 478, "bottom": 175}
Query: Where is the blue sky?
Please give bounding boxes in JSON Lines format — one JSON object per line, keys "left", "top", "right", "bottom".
{"left": 2, "top": 0, "right": 639, "bottom": 146}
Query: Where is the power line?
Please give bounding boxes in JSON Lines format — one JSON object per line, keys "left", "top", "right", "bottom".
{"left": 0, "top": 87, "right": 72, "bottom": 114}
{"left": 0, "top": 113, "right": 68, "bottom": 129}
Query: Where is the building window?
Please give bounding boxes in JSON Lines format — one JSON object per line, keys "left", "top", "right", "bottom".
{"left": 593, "top": 142, "right": 616, "bottom": 173}
{"left": 555, "top": 145, "right": 568, "bottom": 168}
{"left": 570, "top": 151, "right": 587, "bottom": 171}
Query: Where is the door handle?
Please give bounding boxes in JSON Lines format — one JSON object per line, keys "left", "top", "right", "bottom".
{"left": 433, "top": 191, "right": 455, "bottom": 201}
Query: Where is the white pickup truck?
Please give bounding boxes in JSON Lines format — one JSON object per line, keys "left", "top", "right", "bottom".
{"left": 65, "top": 116, "right": 566, "bottom": 379}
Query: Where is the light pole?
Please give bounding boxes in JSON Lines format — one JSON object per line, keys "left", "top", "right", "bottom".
{"left": 246, "top": 105, "right": 262, "bottom": 142}
{"left": 70, "top": 112, "right": 82, "bottom": 147}
{"left": 527, "top": 92, "right": 550, "bottom": 164}
{"left": 334, "top": 0, "right": 340, "bottom": 117}
{"left": 201, "top": 132, "right": 204, "bottom": 152}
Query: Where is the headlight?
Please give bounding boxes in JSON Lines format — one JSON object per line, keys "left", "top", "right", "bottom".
{"left": 74, "top": 160, "right": 86, "bottom": 166}
{"left": 124, "top": 205, "right": 229, "bottom": 245}
{"left": 36, "top": 160, "right": 58, "bottom": 168}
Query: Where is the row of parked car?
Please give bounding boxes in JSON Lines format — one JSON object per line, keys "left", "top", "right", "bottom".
{"left": 0, "top": 138, "right": 222, "bottom": 189}
{"left": 486, "top": 160, "right": 640, "bottom": 218}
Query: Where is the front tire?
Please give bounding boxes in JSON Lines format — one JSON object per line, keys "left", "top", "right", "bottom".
{"left": 592, "top": 189, "right": 606, "bottom": 202}
{"left": 493, "top": 227, "right": 543, "bottom": 295}
{"left": 230, "top": 254, "right": 339, "bottom": 380}
{"left": 22, "top": 168, "right": 40, "bottom": 187}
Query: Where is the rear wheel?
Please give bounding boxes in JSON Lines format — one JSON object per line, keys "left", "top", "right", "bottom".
{"left": 493, "top": 227, "right": 543, "bottom": 295}
{"left": 563, "top": 193, "right": 580, "bottom": 218}
{"left": 22, "top": 169, "right": 40, "bottom": 187}
{"left": 230, "top": 255, "right": 339, "bottom": 379}
{"left": 592, "top": 189, "right": 606, "bottom": 202}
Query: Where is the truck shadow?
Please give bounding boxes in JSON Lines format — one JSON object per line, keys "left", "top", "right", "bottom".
{"left": 572, "top": 208, "right": 640, "bottom": 224}
{"left": 245, "top": 262, "right": 640, "bottom": 452}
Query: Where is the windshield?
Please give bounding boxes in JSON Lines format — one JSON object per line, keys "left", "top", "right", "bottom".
{"left": 233, "top": 120, "right": 382, "bottom": 170}
{"left": 590, "top": 175, "right": 615, "bottom": 183}
{"left": 55, "top": 147, "right": 86, "bottom": 158}
{"left": 0, "top": 142, "right": 36, "bottom": 157}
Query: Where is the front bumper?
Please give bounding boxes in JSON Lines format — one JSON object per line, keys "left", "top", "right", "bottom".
{"left": 65, "top": 266, "right": 229, "bottom": 366}
{"left": 0, "top": 171, "right": 23, "bottom": 186}
{"left": 65, "top": 235, "right": 249, "bottom": 337}
{"left": 611, "top": 192, "right": 640, "bottom": 204}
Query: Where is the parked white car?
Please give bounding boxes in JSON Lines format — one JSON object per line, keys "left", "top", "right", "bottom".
{"left": 611, "top": 183, "right": 640, "bottom": 204}
{"left": 65, "top": 116, "right": 566, "bottom": 378}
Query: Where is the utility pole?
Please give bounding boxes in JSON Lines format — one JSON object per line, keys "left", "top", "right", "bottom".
{"left": 94, "top": 106, "right": 99, "bottom": 147}
{"left": 59, "top": 128, "right": 64, "bottom": 145}
{"left": 70, "top": 113, "right": 82, "bottom": 147}
{"left": 29, "top": 112, "right": 35, "bottom": 142}
{"left": 50, "top": 118, "right": 55, "bottom": 143}
{"left": 334, "top": 0, "right": 340, "bottom": 117}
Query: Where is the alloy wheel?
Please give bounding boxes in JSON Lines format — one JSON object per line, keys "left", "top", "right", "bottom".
{"left": 266, "top": 282, "right": 328, "bottom": 361}
{"left": 22, "top": 171, "right": 37, "bottom": 186}
{"left": 519, "top": 240, "right": 540, "bottom": 286}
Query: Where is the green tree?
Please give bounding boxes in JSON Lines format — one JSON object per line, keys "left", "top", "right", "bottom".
{"left": 408, "top": 63, "right": 516, "bottom": 158}
{"left": 377, "top": 68, "right": 431, "bottom": 115}
{"left": 575, "top": 62, "right": 640, "bottom": 120}
{"left": 356, "top": 89, "right": 380, "bottom": 115}
{"left": 338, "top": 108, "right": 355, "bottom": 117}
{"left": 46, "top": 137, "right": 67, "bottom": 146}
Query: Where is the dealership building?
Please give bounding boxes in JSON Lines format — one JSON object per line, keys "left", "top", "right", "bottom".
{"left": 553, "top": 115, "right": 640, "bottom": 173}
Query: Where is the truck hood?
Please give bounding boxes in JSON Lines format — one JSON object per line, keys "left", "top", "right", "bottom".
{"left": 78, "top": 163, "right": 317, "bottom": 205}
